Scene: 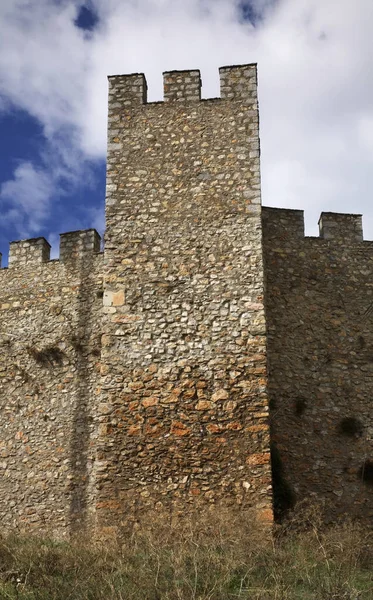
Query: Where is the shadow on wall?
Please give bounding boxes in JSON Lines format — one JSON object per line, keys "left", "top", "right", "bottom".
{"left": 68, "top": 253, "right": 100, "bottom": 534}
{"left": 270, "top": 442, "right": 296, "bottom": 521}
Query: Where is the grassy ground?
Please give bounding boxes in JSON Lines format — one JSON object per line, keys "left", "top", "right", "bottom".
{"left": 0, "top": 508, "right": 371, "bottom": 599}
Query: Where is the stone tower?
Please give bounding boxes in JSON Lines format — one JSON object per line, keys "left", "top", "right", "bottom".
{"left": 96, "top": 65, "right": 272, "bottom": 531}
{"left": 2, "top": 64, "right": 373, "bottom": 536}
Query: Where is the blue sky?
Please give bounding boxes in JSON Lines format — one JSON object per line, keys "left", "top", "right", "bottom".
{"left": 1, "top": 0, "right": 373, "bottom": 265}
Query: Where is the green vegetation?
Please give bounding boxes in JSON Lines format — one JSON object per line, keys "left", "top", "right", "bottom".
{"left": 0, "top": 508, "right": 371, "bottom": 599}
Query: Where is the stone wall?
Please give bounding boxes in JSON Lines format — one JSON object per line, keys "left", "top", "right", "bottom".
{"left": 263, "top": 207, "right": 373, "bottom": 520}
{"left": 0, "top": 231, "right": 103, "bottom": 535}
{"left": 97, "top": 64, "right": 272, "bottom": 533}
{"left": 2, "top": 64, "right": 371, "bottom": 536}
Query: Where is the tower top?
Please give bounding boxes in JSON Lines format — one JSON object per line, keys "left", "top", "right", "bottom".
{"left": 107, "top": 63, "right": 258, "bottom": 106}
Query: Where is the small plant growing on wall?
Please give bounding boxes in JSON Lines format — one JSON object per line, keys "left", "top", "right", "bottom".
{"left": 70, "top": 335, "right": 85, "bottom": 353}
{"left": 358, "top": 459, "right": 373, "bottom": 485}
{"left": 91, "top": 335, "right": 102, "bottom": 357}
{"left": 14, "top": 364, "right": 31, "bottom": 383}
{"left": 269, "top": 397, "right": 277, "bottom": 410}
{"left": 338, "top": 417, "right": 363, "bottom": 438}
{"left": 27, "top": 345, "right": 64, "bottom": 367}
{"left": 357, "top": 335, "right": 366, "bottom": 349}
{"left": 294, "top": 398, "right": 307, "bottom": 416}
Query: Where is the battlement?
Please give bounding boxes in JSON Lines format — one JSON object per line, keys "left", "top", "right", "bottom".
{"left": 262, "top": 207, "right": 305, "bottom": 239}
{"left": 107, "top": 63, "right": 257, "bottom": 108}
{"left": 219, "top": 64, "right": 257, "bottom": 101}
{"left": 262, "top": 207, "right": 368, "bottom": 243}
{"left": 2, "top": 229, "right": 101, "bottom": 269}
{"left": 9, "top": 237, "right": 51, "bottom": 267}
{"left": 163, "top": 70, "right": 202, "bottom": 102}
{"left": 108, "top": 73, "right": 148, "bottom": 109}
{"left": 318, "top": 212, "right": 363, "bottom": 242}
{"left": 60, "top": 229, "right": 101, "bottom": 262}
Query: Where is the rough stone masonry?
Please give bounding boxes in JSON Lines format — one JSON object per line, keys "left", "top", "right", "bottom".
{"left": 98, "top": 64, "right": 271, "bottom": 532}
{"left": 0, "top": 64, "right": 372, "bottom": 536}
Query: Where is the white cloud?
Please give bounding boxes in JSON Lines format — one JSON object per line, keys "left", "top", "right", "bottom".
{"left": 0, "top": 0, "right": 87, "bottom": 137}
{"left": 1, "top": 0, "right": 373, "bottom": 237}
{"left": 0, "top": 162, "right": 55, "bottom": 236}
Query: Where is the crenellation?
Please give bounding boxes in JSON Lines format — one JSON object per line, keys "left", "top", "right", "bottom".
{"left": 106, "top": 65, "right": 259, "bottom": 115}
{"left": 59, "top": 229, "right": 101, "bottom": 262}
{"left": 163, "top": 69, "right": 202, "bottom": 102}
{"left": 108, "top": 73, "right": 148, "bottom": 109}
{"left": 319, "top": 212, "right": 363, "bottom": 242}
{"left": 219, "top": 64, "right": 258, "bottom": 102}
{"left": 262, "top": 207, "right": 369, "bottom": 244}
{"left": 8, "top": 237, "right": 51, "bottom": 267}
{"left": 1, "top": 229, "right": 102, "bottom": 269}
{"left": 262, "top": 207, "right": 305, "bottom": 240}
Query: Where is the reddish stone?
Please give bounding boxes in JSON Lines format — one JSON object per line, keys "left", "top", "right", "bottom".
{"left": 127, "top": 424, "right": 142, "bottom": 436}
{"left": 257, "top": 508, "right": 274, "bottom": 523}
{"left": 96, "top": 500, "right": 121, "bottom": 510}
{"left": 142, "top": 397, "right": 158, "bottom": 408}
{"left": 246, "top": 424, "right": 268, "bottom": 433}
{"left": 170, "top": 421, "right": 191, "bottom": 436}
{"left": 227, "top": 421, "right": 243, "bottom": 431}
{"left": 211, "top": 389, "right": 229, "bottom": 402}
{"left": 112, "top": 290, "right": 125, "bottom": 306}
{"left": 196, "top": 400, "right": 214, "bottom": 411}
{"left": 246, "top": 452, "right": 271, "bottom": 466}
{"left": 206, "top": 423, "right": 222, "bottom": 434}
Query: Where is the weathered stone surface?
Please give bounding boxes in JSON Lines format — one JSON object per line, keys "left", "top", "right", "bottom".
{"left": 0, "top": 231, "right": 103, "bottom": 535}
{"left": 97, "top": 63, "right": 271, "bottom": 531}
{"left": 263, "top": 207, "right": 373, "bottom": 520}
{"left": 0, "top": 65, "right": 272, "bottom": 536}
{"left": 2, "top": 64, "right": 371, "bottom": 537}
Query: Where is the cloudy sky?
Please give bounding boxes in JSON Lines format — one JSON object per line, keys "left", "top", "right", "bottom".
{"left": 1, "top": 0, "right": 373, "bottom": 263}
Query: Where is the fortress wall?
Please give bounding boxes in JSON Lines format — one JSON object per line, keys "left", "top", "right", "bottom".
{"left": 2, "top": 65, "right": 373, "bottom": 534}
{"left": 97, "top": 65, "right": 272, "bottom": 531}
{"left": 263, "top": 207, "right": 373, "bottom": 519}
{"left": 0, "top": 232, "right": 103, "bottom": 535}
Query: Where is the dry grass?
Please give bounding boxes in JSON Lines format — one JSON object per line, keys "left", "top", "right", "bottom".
{"left": 0, "top": 507, "right": 371, "bottom": 599}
